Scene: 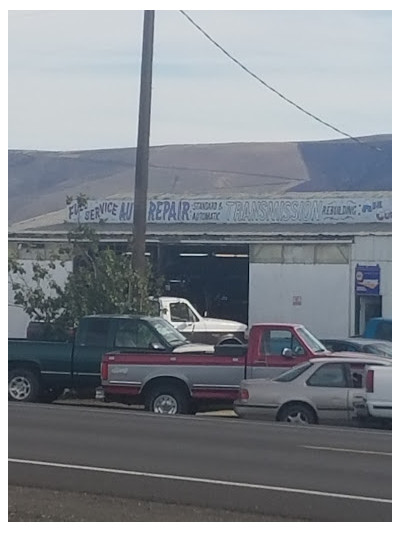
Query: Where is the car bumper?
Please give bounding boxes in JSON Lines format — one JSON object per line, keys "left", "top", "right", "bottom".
{"left": 233, "top": 402, "right": 277, "bottom": 420}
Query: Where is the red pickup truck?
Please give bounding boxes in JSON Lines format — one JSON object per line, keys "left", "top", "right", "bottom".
{"left": 99, "top": 322, "right": 335, "bottom": 415}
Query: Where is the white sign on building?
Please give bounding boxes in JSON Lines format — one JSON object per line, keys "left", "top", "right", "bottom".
{"left": 66, "top": 196, "right": 392, "bottom": 225}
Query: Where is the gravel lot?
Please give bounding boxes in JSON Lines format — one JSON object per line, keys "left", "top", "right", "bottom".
{"left": 9, "top": 485, "right": 302, "bottom": 522}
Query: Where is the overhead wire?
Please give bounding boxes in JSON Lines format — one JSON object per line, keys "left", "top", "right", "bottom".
{"left": 179, "top": 10, "right": 386, "bottom": 153}
{"left": 149, "top": 163, "right": 305, "bottom": 182}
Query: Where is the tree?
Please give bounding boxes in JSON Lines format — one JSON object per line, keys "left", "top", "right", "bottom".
{"left": 8, "top": 194, "right": 161, "bottom": 330}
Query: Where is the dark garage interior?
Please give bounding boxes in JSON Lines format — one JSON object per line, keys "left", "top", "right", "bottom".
{"left": 153, "top": 244, "right": 249, "bottom": 325}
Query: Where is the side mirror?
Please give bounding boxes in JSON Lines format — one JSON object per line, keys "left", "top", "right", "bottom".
{"left": 203, "top": 311, "right": 208, "bottom": 318}
{"left": 150, "top": 342, "right": 166, "bottom": 351}
{"left": 176, "top": 323, "right": 187, "bottom": 331}
{"left": 282, "top": 348, "right": 294, "bottom": 358}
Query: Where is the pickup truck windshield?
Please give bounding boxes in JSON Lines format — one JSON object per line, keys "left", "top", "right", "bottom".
{"left": 148, "top": 318, "right": 189, "bottom": 347}
{"left": 297, "top": 326, "right": 327, "bottom": 353}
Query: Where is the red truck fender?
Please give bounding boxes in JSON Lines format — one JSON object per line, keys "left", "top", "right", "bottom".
{"left": 141, "top": 375, "right": 193, "bottom": 415}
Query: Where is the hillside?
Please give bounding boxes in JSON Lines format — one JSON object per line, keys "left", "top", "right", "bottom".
{"left": 8, "top": 134, "right": 392, "bottom": 224}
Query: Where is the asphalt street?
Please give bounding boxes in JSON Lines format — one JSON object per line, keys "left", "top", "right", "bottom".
{"left": 8, "top": 402, "right": 392, "bottom": 521}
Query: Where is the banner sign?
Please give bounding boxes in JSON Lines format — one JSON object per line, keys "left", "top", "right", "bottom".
{"left": 66, "top": 196, "right": 392, "bottom": 225}
{"left": 355, "top": 264, "right": 381, "bottom": 295}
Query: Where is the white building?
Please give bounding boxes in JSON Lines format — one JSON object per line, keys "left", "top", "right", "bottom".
{"left": 8, "top": 192, "right": 391, "bottom": 339}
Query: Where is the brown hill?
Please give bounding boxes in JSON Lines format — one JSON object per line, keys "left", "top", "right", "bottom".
{"left": 8, "top": 135, "right": 392, "bottom": 224}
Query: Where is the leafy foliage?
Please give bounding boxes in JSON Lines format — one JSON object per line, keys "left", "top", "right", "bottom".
{"left": 9, "top": 194, "right": 161, "bottom": 328}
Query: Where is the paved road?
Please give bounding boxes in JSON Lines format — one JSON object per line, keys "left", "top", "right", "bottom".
{"left": 8, "top": 402, "right": 392, "bottom": 521}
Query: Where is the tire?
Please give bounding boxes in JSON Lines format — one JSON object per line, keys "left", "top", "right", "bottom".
{"left": 217, "top": 337, "right": 242, "bottom": 346}
{"left": 8, "top": 368, "right": 41, "bottom": 402}
{"left": 277, "top": 402, "right": 317, "bottom": 425}
{"left": 145, "top": 384, "right": 190, "bottom": 415}
{"left": 188, "top": 401, "right": 198, "bottom": 415}
{"left": 39, "top": 388, "right": 62, "bottom": 403}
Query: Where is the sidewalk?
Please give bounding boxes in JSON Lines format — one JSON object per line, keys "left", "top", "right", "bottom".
{"left": 55, "top": 398, "right": 237, "bottom": 417}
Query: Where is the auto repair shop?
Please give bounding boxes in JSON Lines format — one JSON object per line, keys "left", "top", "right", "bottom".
{"left": 8, "top": 191, "right": 392, "bottom": 338}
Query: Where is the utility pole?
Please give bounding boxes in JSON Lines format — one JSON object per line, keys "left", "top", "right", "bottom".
{"left": 132, "top": 10, "right": 155, "bottom": 278}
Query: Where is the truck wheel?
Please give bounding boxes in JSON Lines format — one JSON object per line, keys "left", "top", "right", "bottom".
{"left": 145, "top": 385, "right": 189, "bottom": 415}
{"left": 277, "top": 402, "right": 317, "bottom": 425}
{"left": 39, "top": 389, "right": 62, "bottom": 403}
{"left": 217, "top": 337, "right": 242, "bottom": 346}
{"left": 8, "top": 368, "right": 40, "bottom": 402}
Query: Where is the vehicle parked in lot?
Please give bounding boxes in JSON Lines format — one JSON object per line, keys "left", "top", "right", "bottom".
{"left": 355, "top": 364, "right": 392, "bottom": 426}
{"left": 8, "top": 315, "right": 213, "bottom": 403}
{"left": 155, "top": 297, "right": 247, "bottom": 345}
{"left": 320, "top": 338, "right": 392, "bottom": 358}
{"left": 26, "top": 296, "right": 247, "bottom": 346}
{"left": 233, "top": 356, "right": 391, "bottom": 426}
{"left": 362, "top": 317, "right": 392, "bottom": 341}
{"left": 98, "top": 322, "right": 372, "bottom": 415}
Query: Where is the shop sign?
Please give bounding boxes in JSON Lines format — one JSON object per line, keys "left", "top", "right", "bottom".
{"left": 355, "top": 264, "right": 381, "bottom": 295}
{"left": 66, "top": 196, "right": 392, "bottom": 225}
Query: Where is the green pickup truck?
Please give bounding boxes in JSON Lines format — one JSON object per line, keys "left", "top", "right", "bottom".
{"left": 8, "top": 314, "right": 212, "bottom": 403}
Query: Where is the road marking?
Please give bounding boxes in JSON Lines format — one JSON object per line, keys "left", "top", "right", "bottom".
{"left": 302, "top": 445, "right": 391, "bottom": 456}
{"left": 8, "top": 458, "right": 391, "bottom": 504}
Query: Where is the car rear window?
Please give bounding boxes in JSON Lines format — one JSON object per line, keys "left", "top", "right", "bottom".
{"left": 274, "top": 362, "right": 313, "bottom": 382}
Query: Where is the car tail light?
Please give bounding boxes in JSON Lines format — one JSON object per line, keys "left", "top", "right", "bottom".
{"left": 366, "top": 369, "right": 374, "bottom": 393}
{"left": 239, "top": 388, "right": 249, "bottom": 400}
{"left": 101, "top": 361, "right": 108, "bottom": 381}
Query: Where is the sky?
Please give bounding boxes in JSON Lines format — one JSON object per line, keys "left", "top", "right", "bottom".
{"left": 3, "top": 4, "right": 398, "bottom": 524}
{"left": 7, "top": 4, "right": 393, "bottom": 152}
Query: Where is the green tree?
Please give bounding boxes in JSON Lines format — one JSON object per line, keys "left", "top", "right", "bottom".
{"left": 8, "top": 194, "right": 161, "bottom": 330}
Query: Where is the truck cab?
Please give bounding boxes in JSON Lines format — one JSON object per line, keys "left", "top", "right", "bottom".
{"left": 157, "top": 296, "right": 247, "bottom": 345}
{"left": 99, "top": 321, "right": 334, "bottom": 415}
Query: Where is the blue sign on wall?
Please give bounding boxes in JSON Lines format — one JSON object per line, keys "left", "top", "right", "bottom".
{"left": 355, "top": 264, "right": 381, "bottom": 295}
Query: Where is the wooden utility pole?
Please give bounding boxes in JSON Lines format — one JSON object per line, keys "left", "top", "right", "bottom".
{"left": 132, "top": 10, "right": 155, "bottom": 277}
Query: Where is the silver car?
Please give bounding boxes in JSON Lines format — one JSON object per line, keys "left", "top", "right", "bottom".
{"left": 320, "top": 338, "right": 392, "bottom": 358}
{"left": 234, "top": 356, "right": 391, "bottom": 426}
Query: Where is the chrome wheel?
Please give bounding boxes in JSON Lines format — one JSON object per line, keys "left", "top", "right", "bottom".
{"left": 278, "top": 403, "right": 316, "bottom": 425}
{"left": 285, "top": 411, "right": 310, "bottom": 424}
{"left": 153, "top": 394, "right": 178, "bottom": 414}
{"left": 9, "top": 376, "right": 32, "bottom": 401}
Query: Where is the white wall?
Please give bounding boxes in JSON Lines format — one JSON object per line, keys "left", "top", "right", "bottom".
{"left": 8, "top": 260, "right": 72, "bottom": 338}
{"left": 248, "top": 235, "right": 392, "bottom": 338}
{"left": 249, "top": 262, "right": 350, "bottom": 338}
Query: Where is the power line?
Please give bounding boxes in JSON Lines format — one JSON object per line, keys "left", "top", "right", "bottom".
{"left": 149, "top": 163, "right": 305, "bottom": 182}
{"left": 179, "top": 10, "right": 384, "bottom": 153}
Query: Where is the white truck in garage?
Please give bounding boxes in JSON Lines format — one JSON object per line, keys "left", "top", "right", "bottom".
{"left": 23, "top": 296, "right": 248, "bottom": 346}
{"left": 155, "top": 297, "right": 247, "bottom": 345}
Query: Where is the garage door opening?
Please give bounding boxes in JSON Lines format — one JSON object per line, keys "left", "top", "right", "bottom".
{"left": 157, "top": 244, "right": 249, "bottom": 324}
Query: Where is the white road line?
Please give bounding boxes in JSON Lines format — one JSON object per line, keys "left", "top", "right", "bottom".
{"left": 302, "top": 445, "right": 391, "bottom": 456}
{"left": 8, "top": 458, "right": 391, "bottom": 504}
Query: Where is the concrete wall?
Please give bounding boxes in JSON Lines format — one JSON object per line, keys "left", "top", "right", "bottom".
{"left": 249, "top": 236, "right": 392, "bottom": 338}
{"left": 249, "top": 262, "right": 350, "bottom": 338}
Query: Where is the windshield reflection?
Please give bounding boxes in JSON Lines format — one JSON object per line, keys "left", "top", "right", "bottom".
{"left": 297, "top": 326, "right": 328, "bottom": 353}
{"left": 149, "top": 317, "right": 189, "bottom": 346}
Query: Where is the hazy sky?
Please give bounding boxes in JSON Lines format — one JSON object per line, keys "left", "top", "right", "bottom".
{"left": 8, "top": 6, "right": 392, "bottom": 151}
